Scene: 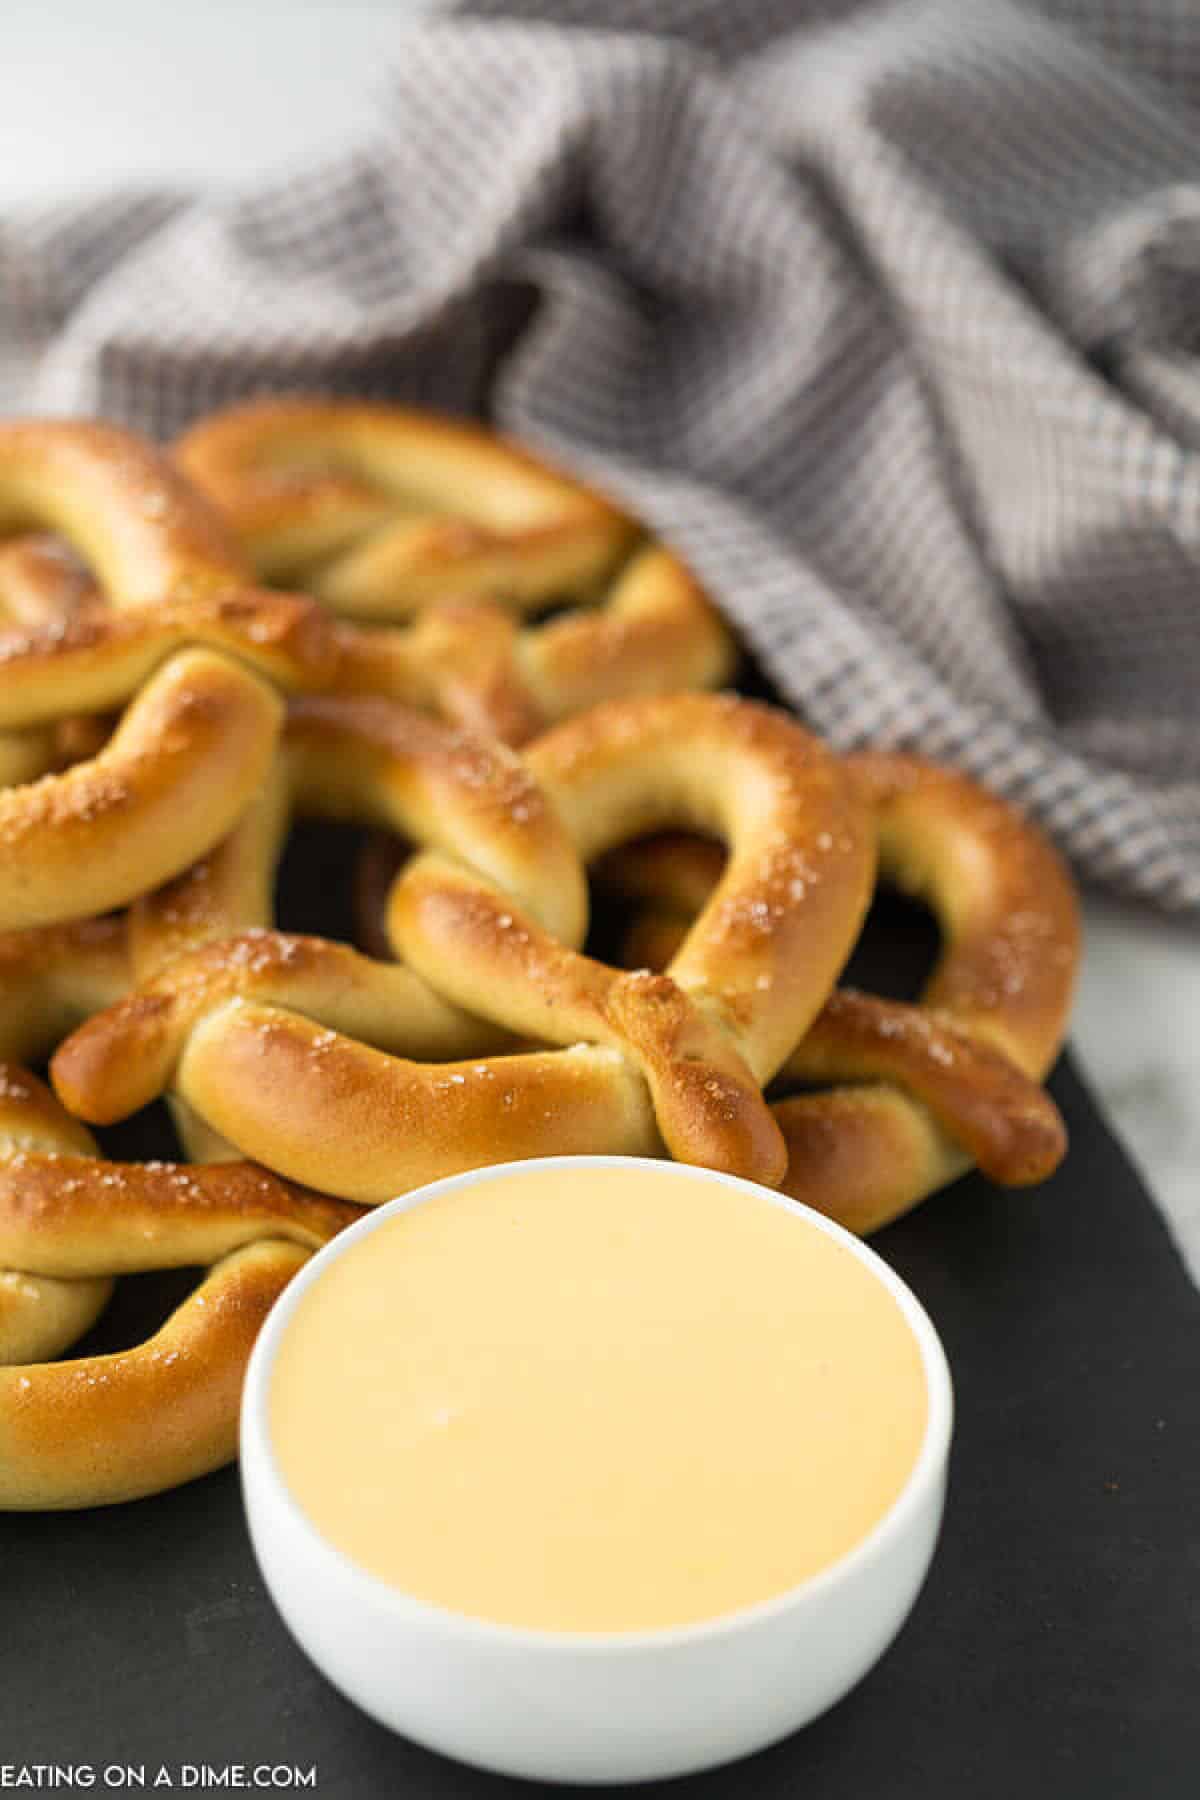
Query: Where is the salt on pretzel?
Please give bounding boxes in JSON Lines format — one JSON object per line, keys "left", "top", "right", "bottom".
{"left": 55, "top": 695, "right": 875, "bottom": 1203}
{"left": 596, "top": 752, "right": 1079, "bottom": 1234}
{"left": 176, "top": 397, "right": 737, "bottom": 743}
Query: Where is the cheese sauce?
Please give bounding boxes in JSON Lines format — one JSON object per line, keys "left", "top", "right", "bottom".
{"left": 269, "top": 1161, "right": 928, "bottom": 1633}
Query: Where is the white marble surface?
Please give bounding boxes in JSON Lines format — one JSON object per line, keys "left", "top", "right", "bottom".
{"left": 1073, "top": 896, "right": 1200, "bottom": 1282}
{"left": 6, "top": 2, "right": 1198, "bottom": 1282}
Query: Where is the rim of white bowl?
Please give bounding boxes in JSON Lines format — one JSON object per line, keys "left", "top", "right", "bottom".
{"left": 242, "top": 1154, "right": 954, "bottom": 1653}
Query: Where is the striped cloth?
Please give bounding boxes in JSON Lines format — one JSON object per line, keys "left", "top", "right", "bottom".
{"left": 3, "top": 0, "right": 1200, "bottom": 910}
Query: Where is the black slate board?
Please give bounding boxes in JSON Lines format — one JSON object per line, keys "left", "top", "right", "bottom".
{"left": 2, "top": 839, "right": 1199, "bottom": 1795}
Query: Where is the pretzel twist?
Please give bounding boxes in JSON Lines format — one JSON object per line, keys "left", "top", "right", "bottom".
{"left": 176, "top": 398, "right": 737, "bottom": 743}
{"left": 54, "top": 695, "right": 875, "bottom": 1203}
{"left": 596, "top": 752, "right": 1080, "bottom": 1233}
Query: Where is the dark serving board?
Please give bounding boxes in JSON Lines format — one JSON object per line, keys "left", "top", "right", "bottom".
{"left": 3, "top": 840, "right": 1199, "bottom": 1797}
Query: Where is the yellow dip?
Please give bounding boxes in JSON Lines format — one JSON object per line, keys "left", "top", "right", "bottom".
{"left": 269, "top": 1160, "right": 928, "bottom": 1633}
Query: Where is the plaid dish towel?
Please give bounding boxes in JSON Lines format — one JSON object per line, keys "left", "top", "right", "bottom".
{"left": 4, "top": 0, "right": 1200, "bottom": 911}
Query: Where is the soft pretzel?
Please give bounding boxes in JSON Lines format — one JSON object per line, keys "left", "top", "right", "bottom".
{"left": 0, "top": 648, "right": 287, "bottom": 931}
{"left": 0, "top": 419, "right": 244, "bottom": 607}
{"left": 176, "top": 397, "right": 736, "bottom": 743}
{"left": 177, "top": 396, "right": 640, "bottom": 611}
{"left": 0, "top": 422, "right": 367, "bottom": 928}
{"left": 54, "top": 692, "right": 586, "bottom": 1128}
{"left": 55, "top": 695, "right": 875, "bottom": 1202}
{"left": 0, "top": 909, "right": 360, "bottom": 1508}
{"left": 0, "top": 1075, "right": 357, "bottom": 1509}
{"left": 596, "top": 752, "right": 1079, "bottom": 1234}
{"left": 53, "top": 691, "right": 590, "bottom": 1131}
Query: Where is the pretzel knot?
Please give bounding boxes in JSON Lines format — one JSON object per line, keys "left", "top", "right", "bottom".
{"left": 176, "top": 397, "right": 737, "bottom": 743}
{"left": 54, "top": 695, "right": 876, "bottom": 1203}
{"left": 597, "top": 752, "right": 1081, "bottom": 1234}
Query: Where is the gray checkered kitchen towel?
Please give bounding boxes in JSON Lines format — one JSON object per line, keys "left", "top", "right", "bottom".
{"left": 4, "top": 0, "right": 1200, "bottom": 910}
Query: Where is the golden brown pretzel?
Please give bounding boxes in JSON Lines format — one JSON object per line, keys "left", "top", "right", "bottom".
{"left": 0, "top": 647, "right": 287, "bottom": 931}
{"left": 53, "top": 693, "right": 585, "bottom": 1136}
{"left": 0, "top": 423, "right": 364, "bottom": 927}
{"left": 176, "top": 397, "right": 737, "bottom": 743}
{"left": 55, "top": 695, "right": 875, "bottom": 1202}
{"left": 0, "top": 1072, "right": 358, "bottom": 1509}
{"left": 0, "top": 908, "right": 360, "bottom": 1509}
{"left": 126, "top": 691, "right": 584, "bottom": 1032}
{"left": 596, "top": 752, "right": 1080, "bottom": 1234}
{"left": 0, "top": 419, "right": 245, "bottom": 605}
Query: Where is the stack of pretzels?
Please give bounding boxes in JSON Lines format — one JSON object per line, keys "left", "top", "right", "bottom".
{"left": 0, "top": 403, "right": 1080, "bottom": 1511}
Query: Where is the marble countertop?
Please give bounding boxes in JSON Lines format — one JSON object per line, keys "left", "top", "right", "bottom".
{"left": 1073, "top": 896, "right": 1199, "bottom": 1283}
{"left": 7, "top": 1, "right": 1198, "bottom": 1286}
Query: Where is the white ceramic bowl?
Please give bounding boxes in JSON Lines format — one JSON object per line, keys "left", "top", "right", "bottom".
{"left": 241, "top": 1156, "right": 953, "bottom": 1785}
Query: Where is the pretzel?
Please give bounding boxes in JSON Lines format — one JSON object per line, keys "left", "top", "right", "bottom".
{"left": 54, "top": 695, "right": 875, "bottom": 1203}
{"left": 0, "top": 1073, "right": 359, "bottom": 1510}
{"left": 0, "top": 906, "right": 360, "bottom": 1508}
{"left": 0, "top": 422, "right": 371, "bottom": 928}
{"left": 176, "top": 397, "right": 737, "bottom": 743}
{"left": 0, "top": 647, "right": 289, "bottom": 931}
{"left": 0, "top": 417, "right": 247, "bottom": 615}
{"left": 54, "top": 692, "right": 586, "bottom": 1130}
{"left": 595, "top": 752, "right": 1079, "bottom": 1234}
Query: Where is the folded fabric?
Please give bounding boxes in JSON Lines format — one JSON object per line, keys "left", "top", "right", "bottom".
{"left": 3, "top": 0, "right": 1200, "bottom": 910}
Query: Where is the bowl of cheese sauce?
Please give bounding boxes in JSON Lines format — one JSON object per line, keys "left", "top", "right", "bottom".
{"left": 241, "top": 1156, "right": 952, "bottom": 1783}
